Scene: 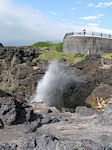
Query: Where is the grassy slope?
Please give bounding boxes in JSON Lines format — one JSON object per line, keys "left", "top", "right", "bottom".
{"left": 32, "top": 41, "right": 86, "bottom": 65}
{"left": 102, "top": 53, "right": 112, "bottom": 58}
{"left": 32, "top": 41, "right": 53, "bottom": 48}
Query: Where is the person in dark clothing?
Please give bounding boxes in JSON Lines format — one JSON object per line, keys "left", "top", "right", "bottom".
{"left": 83, "top": 29, "right": 86, "bottom": 35}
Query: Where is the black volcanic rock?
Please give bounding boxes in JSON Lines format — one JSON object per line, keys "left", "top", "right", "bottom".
{"left": 0, "top": 104, "right": 112, "bottom": 149}
{"left": 22, "top": 119, "right": 41, "bottom": 134}
{"left": 0, "top": 118, "right": 4, "bottom": 128}
{"left": 0, "top": 46, "right": 45, "bottom": 101}
{"left": 17, "top": 132, "right": 105, "bottom": 150}
{"left": 0, "top": 43, "right": 3, "bottom": 47}
{"left": 0, "top": 97, "right": 35, "bottom": 125}
{"left": 0, "top": 143, "right": 17, "bottom": 150}
{"left": 0, "top": 45, "right": 112, "bottom": 109}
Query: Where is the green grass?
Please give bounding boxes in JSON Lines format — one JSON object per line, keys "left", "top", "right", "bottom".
{"left": 102, "top": 53, "right": 112, "bottom": 58}
{"left": 32, "top": 41, "right": 86, "bottom": 65}
{"left": 53, "top": 43, "right": 63, "bottom": 52}
{"left": 32, "top": 41, "right": 53, "bottom": 48}
{"left": 74, "top": 53, "right": 85, "bottom": 58}
{"left": 32, "top": 41, "right": 63, "bottom": 52}
{"left": 33, "top": 51, "right": 86, "bottom": 65}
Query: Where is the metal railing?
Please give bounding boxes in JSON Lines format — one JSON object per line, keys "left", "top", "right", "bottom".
{"left": 64, "top": 32, "right": 112, "bottom": 39}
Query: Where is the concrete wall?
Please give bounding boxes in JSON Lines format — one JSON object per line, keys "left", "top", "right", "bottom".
{"left": 63, "top": 36, "right": 112, "bottom": 55}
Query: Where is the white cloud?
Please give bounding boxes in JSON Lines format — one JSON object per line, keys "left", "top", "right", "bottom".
{"left": 99, "top": 14, "right": 104, "bottom": 17}
{"left": 0, "top": 0, "right": 76, "bottom": 45}
{"left": 81, "top": 14, "right": 104, "bottom": 20}
{"left": 50, "top": 11, "right": 58, "bottom": 16}
{"left": 61, "top": 19, "right": 67, "bottom": 22}
{"left": 88, "top": 3, "right": 94, "bottom": 7}
{"left": 88, "top": 2, "right": 112, "bottom": 8}
{"left": 85, "top": 25, "right": 112, "bottom": 35}
{"left": 0, "top": 0, "right": 112, "bottom": 46}
{"left": 103, "top": 2, "right": 112, "bottom": 7}
{"left": 81, "top": 16, "right": 98, "bottom": 20}
{"left": 96, "top": 2, "right": 103, "bottom": 7}
{"left": 70, "top": 7, "right": 76, "bottom": 10}
{"left": 88, "top": 23, "right": 99, "bottom": 26}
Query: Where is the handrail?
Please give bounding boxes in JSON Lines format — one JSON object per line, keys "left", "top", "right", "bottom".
{"left": 64, "top": 32, "right": 112, "bottom": 39}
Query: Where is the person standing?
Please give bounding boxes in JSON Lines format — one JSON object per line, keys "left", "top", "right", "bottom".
{"left": 83, "top": 29, "right": 86, "bottom": 35}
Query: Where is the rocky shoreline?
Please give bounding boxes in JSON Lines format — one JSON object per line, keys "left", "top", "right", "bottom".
{"left": 0, "top": 43, "right": 112, "bottom": 149}
{"left": 1, "top": 100, "right": 112, "bottom": 150}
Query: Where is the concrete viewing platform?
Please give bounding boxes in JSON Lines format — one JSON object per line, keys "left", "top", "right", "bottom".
{"left": 63, "top": 32, "right": 112, "bottom": 55}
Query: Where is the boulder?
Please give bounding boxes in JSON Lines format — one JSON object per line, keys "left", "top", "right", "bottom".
{"left": 85, "top": 84, "right": 112, "bottom": 109}
{"left": 0, "top": 97, "right": 35, "bottom": 125}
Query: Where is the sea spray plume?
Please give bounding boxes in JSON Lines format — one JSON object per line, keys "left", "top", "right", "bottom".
{"left": 32, "top": 62, "right": 60, "bottom": 103}
{"left": 32, "top": 62, "right": 76, "bottom": 109}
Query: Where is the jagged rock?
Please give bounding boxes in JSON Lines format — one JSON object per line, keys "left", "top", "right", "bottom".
{"left": 1, "top": 50, "right": 112, "bottom": 149}
{"left": 41, "top": 114, "right": 60, "bottom": 124}
{"left": 18, "top": 132, "right": 105, "bottom": 150}
{"left": 22, "top": 119, "right": 41, "bottom": 134}
{"left": 31, "top": 102, "right": 59, "bottom": 115}
{"left": 75, "top": 106, "right": 101, "bottom": 116}
{"left": 18, "top": 135, "right": 38, "bottom": 149}
{"left": 0, "top": 89, "right": 11, "bottom": 97}
{"left": 0, "top": 97, "right": 35, "bottom": 125}
{"left": 0, "top": 46, "right": 44, "bottom": 101}
{"left": 0, "top": 62, "right": 45, "bottom": 101}
{"left": 0, "top": 102, "right": 112, "bottom": 149}
{"left": 74, "top": 54, "right": 101, "bottom": 72}
{"left": 0, "top": 143, "right": 17, "bottom": 150}
{"left": 61, "top": 107, "right": 75, "bottom": 113}
{"left": 18, "top": 133, "right": 59, "bottom": 150}
{"left": 100, "top": 135, "right": 112, "bottom": 148}
{"left": 98, "top": 105, "right": 112, "bottom": 126}
{"left": 85, "top": 84, "right": 112, "bottom": 109}
{"left": 0, "top": 97, "right": 16, "bottom": 125}
{"left": 0, "top": 47, "right": 112, "bottom": 110}
{"left": 0, "top": 43, "right": 3, "bottom": 47}
{"left": 74, "top": 139, "right": 104, "bottom": 150}
{"left": 0, "top": 118, "right": 4, "bottom": 128}
{"left": 70, "top": 80, "right": 96, "bottom": 108}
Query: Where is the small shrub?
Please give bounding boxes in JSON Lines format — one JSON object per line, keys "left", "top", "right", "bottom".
{"left": 54, "top": 43, "right": 63, "bottom": 52}
{"left": 74, "top": 53, "right": 85, "bottom": 58}
{"left": 32, "top": 41, "right": 53, "bottom": 48}
{"left": 32, "top": 41, "right": 63, "bottom": 52}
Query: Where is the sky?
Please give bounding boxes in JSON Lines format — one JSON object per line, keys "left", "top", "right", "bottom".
{"left": 0, "top": 0, "right": 112, "bottom": 46}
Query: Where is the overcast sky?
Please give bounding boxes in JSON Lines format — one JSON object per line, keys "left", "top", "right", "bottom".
{"left": 0, "top": 0, "right": 112, "bottom": 46}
